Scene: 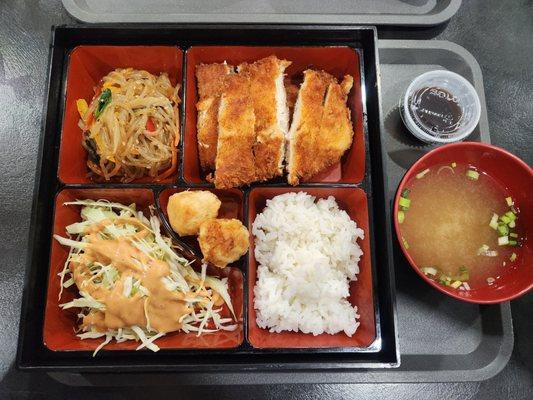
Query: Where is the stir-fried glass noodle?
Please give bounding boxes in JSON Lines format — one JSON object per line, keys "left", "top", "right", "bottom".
{"left": 77, "top": 68, "right": 180, "bottom": 182}
{"left": 54, "top": 200, "right": 236, "bottom": 355}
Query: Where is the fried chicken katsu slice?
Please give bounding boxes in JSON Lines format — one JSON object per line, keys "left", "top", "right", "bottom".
{"left": 287, "top": 70, "right": 354, "bottom": 185}
{"left": 213, "top": 74, "right": 257, "bottom": 188}
{"left": 284, "top": 79, "right": 300, "bottom": 122}
{"left": 319, "top": 74, "right": 354, "bottom": 159}
{"left": 286, "top": 70, "right": 333, "bottom": 185}
{"left": 196, "top": 62, "right": 234, "bottom": 172}
{"left": 238, "top": 56, "right": 291, "bottom": 181}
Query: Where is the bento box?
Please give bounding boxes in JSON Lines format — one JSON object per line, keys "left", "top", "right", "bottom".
{"left": 17, "top": 25, "right": 398, "bottom": 372}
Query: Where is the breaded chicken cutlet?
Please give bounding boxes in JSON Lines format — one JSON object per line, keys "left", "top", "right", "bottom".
{"left": 213, "top": 73, "right": 257, "bottom": 189}
{"left": 196, "top": 62, "right": 234, "bottom": 172}
{"left": 287, "top": 70, "right": 354, "bottom": 186}
{"left": 284, "top": 79, "right": 300, "bottom": 121}
{"left": 238, "top": 56, "right": 291, "bottom": 181}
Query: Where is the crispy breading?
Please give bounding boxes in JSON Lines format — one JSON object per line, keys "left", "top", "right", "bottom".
{"left": 319, "top": 75, "right": 354, "bottom": 156}
{"left": 287, "top": 70, "right": 354, "bottom": 185}
{"left": 287, "top": 70, "right": 333, "bottom": 185}
{"left": 167, "top": 191, "right": 221, "bottom": 236}
{"left": 284, "top": 79, "right": 300, "bottom": 120}
{"left": 196, "top": 62, "right": 234, "bottom": 172}
{"left": 238, "top": 56, "right": 291, "bottom": 181}
{"left": 213, "top": 74, "right": 257, "bottom": 188}
{"left": 198, "top": 218, "right": 249, "bottom": 268}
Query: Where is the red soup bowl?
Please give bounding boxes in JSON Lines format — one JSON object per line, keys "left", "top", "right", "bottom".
{"left": 394, "top": 142, "right": 532, "bottom": 304}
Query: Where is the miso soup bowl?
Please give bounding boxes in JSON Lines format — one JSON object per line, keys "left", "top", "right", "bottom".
{"left": 394, "top": 142, "right": 533, "bottom": 304}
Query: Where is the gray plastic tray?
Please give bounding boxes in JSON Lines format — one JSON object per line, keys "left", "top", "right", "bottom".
{"left": 62, "top": 0, "right": 462, "bottom": 26}
{"left": 375, "top": 39, "right": 513, "bottom": 383}
{"left": 48, "top": 39, "right": 513, "bottom": 386}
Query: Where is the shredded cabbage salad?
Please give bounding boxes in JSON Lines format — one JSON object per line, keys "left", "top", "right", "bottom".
{"left": 54, "top": 199, "right": 236, "bottom": 356}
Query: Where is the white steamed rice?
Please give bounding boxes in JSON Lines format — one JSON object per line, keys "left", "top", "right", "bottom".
{"left": 252, "top": 192, "right": 364, "bottom": 336}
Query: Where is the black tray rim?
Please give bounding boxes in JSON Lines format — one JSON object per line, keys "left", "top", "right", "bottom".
{"left": 16, "top": 24, "right": 400, "bottom": 372}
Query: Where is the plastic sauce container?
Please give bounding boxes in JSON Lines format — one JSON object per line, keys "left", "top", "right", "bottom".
{"left": 400, "top": 70, "right": 481, "bottom": 143}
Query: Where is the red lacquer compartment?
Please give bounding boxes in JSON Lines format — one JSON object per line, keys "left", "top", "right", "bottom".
{"left": 183, "top": 46, "right": 365, "bottom": 185}
{"left": 44, "top": 188, "right": 244, "bottom": 352}
{"left": 247, "top": 187, "right": 375, "bottom": 349}
{"left": 58, "top": 46, "right": 183, "bottom": 184}
{"left": 158, "top": 187, "right": 246, "bottom": 269}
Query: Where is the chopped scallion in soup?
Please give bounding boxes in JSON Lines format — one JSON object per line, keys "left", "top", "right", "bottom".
{"left": 399, "top": 163, "right": 522, "bottom": 289}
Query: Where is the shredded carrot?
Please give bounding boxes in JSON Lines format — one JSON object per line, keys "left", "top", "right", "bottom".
{"left": 155, "top": 123, "right": 180, "bottom": 181}
{"left": 84, "top": 112, "right": 94, "bottom": 129}
{"left": 106, "top": 162, "right": 122, "bottom": 180}
{"left": 87, "top": 160, "right": 102, "bottom": 177}
{"left": 156, "top": 147, "right": 177, "bottom": 181}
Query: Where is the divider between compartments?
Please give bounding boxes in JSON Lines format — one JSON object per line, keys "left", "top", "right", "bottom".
{"left": 178, "top": 46, "right": 188, "bottom": 186}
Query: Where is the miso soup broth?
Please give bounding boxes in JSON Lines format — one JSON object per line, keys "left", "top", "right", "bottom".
{"left": 399, "top": 163, "right": 522, "bottom": 289}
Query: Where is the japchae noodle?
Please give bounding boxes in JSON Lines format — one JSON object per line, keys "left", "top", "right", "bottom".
{"left": 77, "top": 68, "right": 180, "bottom": 182}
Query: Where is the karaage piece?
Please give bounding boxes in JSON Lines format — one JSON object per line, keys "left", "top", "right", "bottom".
{"left": 167, "top": 190, "right": 221, "bottom": 236}
{"left": 198, "top": 218, "right": 249, "bottom": 268}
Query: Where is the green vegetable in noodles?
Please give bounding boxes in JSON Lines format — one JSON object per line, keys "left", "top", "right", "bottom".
{"left": 94, "top": 88, "right": 112, "bottom": 119}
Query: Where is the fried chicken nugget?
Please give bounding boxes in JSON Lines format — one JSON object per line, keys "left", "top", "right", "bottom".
{"left": 167, "top": 191, "right": 221, "bottom": 236}
{"left": 198, "top": 218, "right": 249, "bottom": 268}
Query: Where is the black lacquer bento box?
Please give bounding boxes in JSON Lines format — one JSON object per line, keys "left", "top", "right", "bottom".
{"left": 17, "top": 25, "right": 399, "bottom": 372}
